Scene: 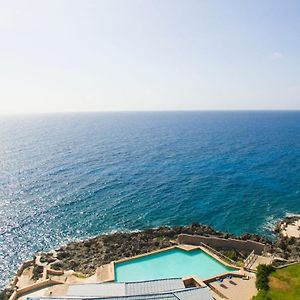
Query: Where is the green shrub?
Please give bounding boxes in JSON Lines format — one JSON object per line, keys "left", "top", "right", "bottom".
{"left": 255, "top": 264, "right": 275, "bottom": 291}
{"left": 224, "top": 250, "right": 237, "bottom": 261}
{"left": 73, "top": 272, "right": 88, "bottom": 278}
{"left": 0, "top": 290, "right": 9, "bottom": 300}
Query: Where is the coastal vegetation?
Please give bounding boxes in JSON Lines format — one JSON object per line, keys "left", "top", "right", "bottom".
{"left": 253, "top": 263, "right": 300, "bottom": 300}
{"left": 73, "top": 272, "right": 89, "bottom": 279}
{"left": 0, "top": 293, "right": 8, "bottom": 300}
{"left": 255, "top": 264, "right": 275, "bottom": 291}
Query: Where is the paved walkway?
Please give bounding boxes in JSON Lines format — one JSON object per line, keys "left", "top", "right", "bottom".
{"left": 96, "top": 263, "right": 113, "bottom": 282}
{"left": 16, "top": 267, "right": 35, "bottom": 289}
{"left": 251, "top": 255, "right": 273, "bottom": 271}
{"left": 209, "top": 273, "right": 257, "bottom": 300}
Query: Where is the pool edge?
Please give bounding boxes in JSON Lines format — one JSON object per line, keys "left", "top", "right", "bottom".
{"left": 112, "top": 244, "right": 241, "bottom": 283}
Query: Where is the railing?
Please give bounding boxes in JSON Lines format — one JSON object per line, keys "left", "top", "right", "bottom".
{"left": 200, "top": 242, "right": 238, "bottom": 266}
{"left": 244, "top": 250, "right": 257, "bottom": 270}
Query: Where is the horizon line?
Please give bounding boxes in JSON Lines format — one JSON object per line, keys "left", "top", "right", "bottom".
{"left": 1, "top": 108, "right": 300, "bottom": 116}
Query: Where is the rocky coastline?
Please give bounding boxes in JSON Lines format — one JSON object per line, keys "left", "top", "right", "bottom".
{"left": 1, "top": 218, "right": 300, "bottom": 300}
{"left": 48, "top": 223, "right": 270, "bottom": 275}
{"left": 48, "top": 217, "right": 300, "bottom": 275}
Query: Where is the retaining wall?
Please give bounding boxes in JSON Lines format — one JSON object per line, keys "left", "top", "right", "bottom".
{"left": 178, "top": 234, "right": 265, "bottom": 254}
{"left": 17, "top": 279, "right": 63, "bottom": 295}
{"left": 16, "top": 260, "right": 34, "bottom": 277}
{"left": 47, "top": 269, "right": 64, "bottom": 276}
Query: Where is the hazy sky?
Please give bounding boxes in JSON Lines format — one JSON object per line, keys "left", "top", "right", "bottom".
{"left": 1, "top": 0, "right": 300, "bottom": 114}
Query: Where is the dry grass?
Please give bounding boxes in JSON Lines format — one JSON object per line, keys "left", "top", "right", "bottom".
{"left": 269, "top": 276, "right": 289, "bottom": 290}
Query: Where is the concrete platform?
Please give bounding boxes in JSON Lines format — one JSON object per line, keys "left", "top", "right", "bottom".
{"left": 209, "top": 272, "right": 257, "bottom": 300}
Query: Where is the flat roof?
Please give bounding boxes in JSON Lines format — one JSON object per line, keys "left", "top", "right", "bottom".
{"left": 65, "top": 278, "right": 185, "bottom": 298}
{"left": 34, "top": 286, "right": 213, "bottom": 300}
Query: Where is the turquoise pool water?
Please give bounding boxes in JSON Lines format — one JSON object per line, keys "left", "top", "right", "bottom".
{"left": 115, "top": 248, "right": 236, "bottom": 282}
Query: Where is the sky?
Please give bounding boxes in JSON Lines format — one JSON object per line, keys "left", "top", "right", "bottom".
{"left": 0, "top": 0, "right": 300, "bottom": 114}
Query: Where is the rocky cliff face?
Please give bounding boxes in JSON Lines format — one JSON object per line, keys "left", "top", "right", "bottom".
{"left": 48, "top": 223, "right": 270, "bottom": 275}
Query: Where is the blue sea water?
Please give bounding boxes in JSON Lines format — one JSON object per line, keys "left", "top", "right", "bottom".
{"left": 0, "top": 111, "right": 299, "bottom": 288}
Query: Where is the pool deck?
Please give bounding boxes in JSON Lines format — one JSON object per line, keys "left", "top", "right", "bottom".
{"left": 208, "top": 271, "right": 257, "bottom": 300}
{"left": 96, "top": 262, "right": 115, "bottom": 282}
{"left": 12, "top": 245, "right": 257, "bottom": 300}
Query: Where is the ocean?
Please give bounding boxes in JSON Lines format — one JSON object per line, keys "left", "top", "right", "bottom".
{"left": 0, "top": 111, "right": 299, "bottom": 288}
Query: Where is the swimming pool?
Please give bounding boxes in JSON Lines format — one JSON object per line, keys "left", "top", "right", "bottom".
{"left": 114, "top": 247, "right": 237, "bottom": 282}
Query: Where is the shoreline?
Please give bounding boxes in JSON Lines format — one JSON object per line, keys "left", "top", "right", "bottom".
{"left": 41, "top": 223, "right": 270, "bottom": 274}
{"left": 1, "top": 217, "right": 300, "bottom": 299}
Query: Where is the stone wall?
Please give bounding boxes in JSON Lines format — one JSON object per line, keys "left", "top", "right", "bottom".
{"left": 7, "top": 260, "right": 34, "bottom": 290}
{"left": 8, "top": 279, "right": 62, "bottom": 300}
{"left": 178, "top": 234, "right": 265, "bottom": 254}
{"left": 16, "top": 260, "right": 34, "bottom": 277}
{"left": 6, "top": 258, "right": 63, "bottom": 300}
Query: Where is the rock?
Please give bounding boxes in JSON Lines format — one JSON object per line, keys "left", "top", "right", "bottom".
{"left": 69, "top": 259, "right": 80, "bottom": 269}
{"left": 40, "top": 256, "right": 47, "bottom": 263}
{"left": 83, "top": 240, "right": 93, "bottom": 247}
{"left": 222, "top": 233, "right": 230, "bottom": 239}
{"left": 31, "top": 265, "right": 43, "bottom": 280}
{"left": 57, "top": 251, "right": 69, "bottom": 260}
{"left": 51, "top": 261, "right": 65, "bottom": 270}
